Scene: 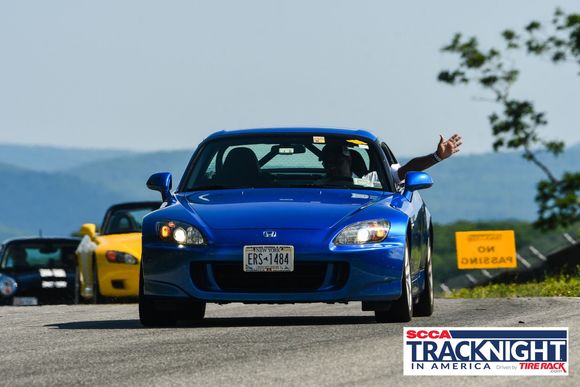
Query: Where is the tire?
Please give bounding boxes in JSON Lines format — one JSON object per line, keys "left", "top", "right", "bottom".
{"left": 179, "top": 302, "right": 206, "bottom": 322}
{"left": 414, "top": 235, "right": 434, "bottom": 317}
{"left": 375, "top": 241, "right": 413, "bottom": 323}
{"left": 139, "top": 265, "right": 177, "bottom": 327}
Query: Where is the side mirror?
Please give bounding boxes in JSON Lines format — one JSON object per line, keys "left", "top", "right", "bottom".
{"left": 403, "top": 171, "right": 433, "bottom": 201}
{"left": 79, "top": 223, "right": 97, "bottom": 238}
{"left": 147, "top": 172, "right": 173, "bottom": 202}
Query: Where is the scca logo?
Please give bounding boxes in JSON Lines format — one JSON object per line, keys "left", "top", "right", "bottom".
{"left": 406, "top": 330, "right": 452, "bottom": 339}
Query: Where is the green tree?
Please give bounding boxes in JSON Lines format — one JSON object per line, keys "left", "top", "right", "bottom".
{"left": 438, "top": 8, "right": 580, "bottom": 230}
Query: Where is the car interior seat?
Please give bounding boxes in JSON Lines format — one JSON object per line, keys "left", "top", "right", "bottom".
{"left": 218, "top": 147, "right": 262, "bottom": 186}
{"left": 109, "top": 212, "right": 134, "bottom": 233}
{"left": 9, "top": 247, "right": 29, "bottom": 268}
{"left": 351, "top": 151, "right": 369, "bottom": 178}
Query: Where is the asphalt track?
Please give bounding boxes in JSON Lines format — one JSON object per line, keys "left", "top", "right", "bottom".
{"left": 0, "top": 298, "right": 577, "bottom": 386}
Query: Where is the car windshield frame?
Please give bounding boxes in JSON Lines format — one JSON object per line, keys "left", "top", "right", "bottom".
{"left": 178, "top": 133, "right": 395, "bottom": 193}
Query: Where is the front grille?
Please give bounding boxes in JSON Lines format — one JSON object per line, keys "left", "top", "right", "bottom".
{"left": 191, "top": 262, "right": 348, "bottom": 293}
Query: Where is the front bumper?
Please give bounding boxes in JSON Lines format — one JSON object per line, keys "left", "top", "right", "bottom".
{"left": 142, "top": 239, "right": 405, "bottom": 303}
{"left": 96, "top": 257, "right": 140, "bottom": 297}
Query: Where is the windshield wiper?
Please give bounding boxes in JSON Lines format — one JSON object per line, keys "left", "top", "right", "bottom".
{"left": 286, "top": 184, "right": 353, "bottom": 189}
{"left": 190, "top": 184, "right": 287, "bottom": 191}
{"left": 287, "top": 184, "right": 320, "bottom": 188}
{"left": 288, "top": 183, "right": 383, "bottom": 190}
{"left": 190, "top": 184, "right": 381, "bottom": 191}
{"left": 189, "top": 185, "right": 235, "bottom": 191}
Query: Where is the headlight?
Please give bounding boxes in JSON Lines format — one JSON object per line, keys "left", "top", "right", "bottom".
{"left": 333, "top": 220, "right": 390, "bottom": 245}
{"left": 105, "top": 251, "right": 139, "bottom": 265}
{"left": 156, "top": 221, "right": 206, "bottom": 246}
{"left": 0, "top": 275, "right": 17, "bottom": 297}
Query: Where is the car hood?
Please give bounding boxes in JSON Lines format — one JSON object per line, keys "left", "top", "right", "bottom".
{"left": 185, "top": 189, "right": 390, "bottom": 230}
{"left": 94, "top": 232, "right": 142, "bottom": 256}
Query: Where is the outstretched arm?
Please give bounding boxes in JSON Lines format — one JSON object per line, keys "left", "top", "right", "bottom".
{"left": 397, "top": 134, "right": 462, "bottom": 181}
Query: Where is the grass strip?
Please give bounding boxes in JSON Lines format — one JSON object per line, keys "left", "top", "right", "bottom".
{"left": 448, "top": 275, "right": 580, "bottom": 298}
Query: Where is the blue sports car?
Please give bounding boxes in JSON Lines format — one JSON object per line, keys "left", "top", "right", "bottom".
{"left": 140, "top": 128, "right": 434, "bottom": 326}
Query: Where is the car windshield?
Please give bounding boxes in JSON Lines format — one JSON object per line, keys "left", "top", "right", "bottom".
{"left": 101, "top": 206, "right": 158, "bottom": 235}
{"left": 0, "top": 242, "right": 77, "bottom": 269}
{"left": 181, "top": 134, "right": 392, "bottom": 192}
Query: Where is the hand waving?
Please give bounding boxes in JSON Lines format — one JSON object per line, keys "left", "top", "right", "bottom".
{"left": 436, "top": 134, "right": 462, "bottom": 160}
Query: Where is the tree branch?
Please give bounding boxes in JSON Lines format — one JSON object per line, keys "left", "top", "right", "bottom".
{"left": 523, "top": 144, "right": 559, "bottom": 183}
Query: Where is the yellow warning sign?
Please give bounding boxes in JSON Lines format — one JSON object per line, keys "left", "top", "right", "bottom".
{"left": 455, "top": 230, "right": 517, "bottom": 269}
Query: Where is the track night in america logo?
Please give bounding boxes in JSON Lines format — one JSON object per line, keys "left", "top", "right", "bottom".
{"left": 403, "top": 327, "right": 568, "bottom": 376}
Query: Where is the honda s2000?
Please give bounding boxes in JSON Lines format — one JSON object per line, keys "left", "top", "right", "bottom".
{"left": 140, "top": 128, "right": 434, "bottom": 326}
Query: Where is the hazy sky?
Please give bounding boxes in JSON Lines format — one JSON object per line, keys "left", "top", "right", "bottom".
{"left": 1, "top": 1, "right": 578, "bottom": 156}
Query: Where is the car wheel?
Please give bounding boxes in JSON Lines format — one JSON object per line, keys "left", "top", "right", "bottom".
{"left": 139, "top": 265, "right": 177, "bottom": 327}
{"left": 180, "top": 301, "right": 206, "bottom": 322}
{"left": 375, "top": 241, "right": 413, "bottom": 323}
{"left": 414, "top": 235, "right": 434, "bottom": 317}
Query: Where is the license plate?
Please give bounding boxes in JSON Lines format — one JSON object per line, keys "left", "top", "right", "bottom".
{"left": 243, "top": 245, "right": 294, "bottom": 272}
{"left": 13, "top": 297, "right": 38, "bottom": 306}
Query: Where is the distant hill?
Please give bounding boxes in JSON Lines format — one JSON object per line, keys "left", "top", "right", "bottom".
{"left": 417, "top": 143, "right": 580, "bottom": 223}
{"left": 65, "top": 150, "right": 193, "bottom": 200}
{"left": 0, "top": 143, "right": 136, "bottom": 172}
{"left": 0, "top": 143, "right": 578, "bottom": 241}
{"left": 0, "top": 162, "right": 128, "bottom": 240}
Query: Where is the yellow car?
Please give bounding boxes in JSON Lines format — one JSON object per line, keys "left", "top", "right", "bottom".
{"left": 77, "top": 202, "right": 160, "bottom": 302}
